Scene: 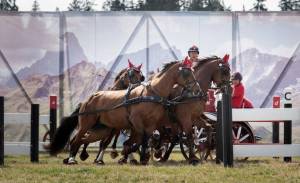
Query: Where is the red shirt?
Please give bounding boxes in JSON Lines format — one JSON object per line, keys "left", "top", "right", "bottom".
{"left": 232, "top": 83, "right": 244, "bottom": 108}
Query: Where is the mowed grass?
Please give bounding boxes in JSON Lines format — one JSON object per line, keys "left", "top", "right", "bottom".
{"left": 1, "top": 151, "right": 300, "bottom": 183}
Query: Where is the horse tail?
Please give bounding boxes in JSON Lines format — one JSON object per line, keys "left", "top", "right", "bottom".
{"left": 44, "top": 105, "right": 81, "bottom": 155}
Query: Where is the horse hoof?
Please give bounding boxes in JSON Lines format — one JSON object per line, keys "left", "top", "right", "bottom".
{"left": 94, "top": 160, "right": 105, "bottom": 165}
{"left": 140, "top": 160, "right": 148, "bottom": 166}
{"left": 63, "top": 158, "right": 78, "bottom": 165}
{"left": 79, "top": 151, "right": 89, "bottom": 161}
{"left": 118, "top": 158, "right": 127, "bottom": 165}
{"left": 110, "top": 150, "right": 119, "bottom": 159}
{"left": 189, "top": 159, "right": 199, "bottom": 166}
{"left": 129, "top": 159, "right": 139, "bottom": 165}
{"left": 154, "top": 151, "right": 162, "bottom": 159}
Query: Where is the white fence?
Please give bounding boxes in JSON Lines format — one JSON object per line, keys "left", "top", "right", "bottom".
{"left": 232, "top": 108, "right": 300, "bottom": 157}
{"left": 4, "top": 113, "right": 49, "bottom": 155}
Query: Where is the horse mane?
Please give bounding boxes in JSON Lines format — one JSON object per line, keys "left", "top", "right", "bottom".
{"left": 157, "top": 61, "right": 179, "bottom": 77}
{"left": 193, "top": 56, "right": 220, "bottom": 70}
{"left": 114, "top": 68, "right": 127, "bottom": 82}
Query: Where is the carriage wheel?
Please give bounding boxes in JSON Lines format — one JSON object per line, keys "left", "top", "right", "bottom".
{"left": 43, "top": 130, "right": 50, "bottom": 142}
{"left": 179, "top": 140, "right": 206, "bottom": 162}
{"left": 232, "top": 122, "right": 255, "bottom": 144}
{"left": 232, "top": 122, "right": 255, "bottom": 161}
{"left": 151, "top": 143, "right": 170, "bottom": 162}
{"left": 152, "top": 142, "right": 176, "bottom": 162}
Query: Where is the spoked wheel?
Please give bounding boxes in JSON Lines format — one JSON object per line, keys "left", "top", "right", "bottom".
{"left": 43, "top": 130, "right": 50, "bottom": 142}
{"left": 232, "top": 122, "right": 255, "bottom": 161}
{"left": 179, "top": 140, "right": 207, "bottom": 162}
{"left": 151, "top": 143, "right": 170, "bottom": 162}
{"left": 232, "top": 122, "right": 255, "bottom": 144}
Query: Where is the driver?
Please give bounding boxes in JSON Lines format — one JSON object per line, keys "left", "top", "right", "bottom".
{"left": 187, "top": 45, "right": 200, "bottom": 66}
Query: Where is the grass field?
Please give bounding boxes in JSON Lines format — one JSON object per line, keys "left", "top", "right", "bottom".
{"left": 1, "top": 152, "right": 300, "bottom": 183}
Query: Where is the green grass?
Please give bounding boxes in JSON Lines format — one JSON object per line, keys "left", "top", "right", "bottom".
{"left": 1, "top": 152, "right": 300, "bottom": 183}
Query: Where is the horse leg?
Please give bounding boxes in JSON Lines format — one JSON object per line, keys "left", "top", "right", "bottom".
{"left": 110, "top": 131, "right": 120, "bottom": 159}
{"left": 181, "top": 129, "right": 199, "bottom": 165}
{"left": 92, "top": 128, "right": 115, "bottom": 165}
{"left": 119, "top": 131, "right": 140, "bottom": 165}
{"left": 118, "top": 139, "right": 131, "bottom": 165}
{"left": 93, "top": 140, "right": 107, "bottom": 165}
{"left": 63, "top": 115, "right": 96, "bottom": 165}
{"left": 140, "top": 132, "right": 151, "bottom": 165}
{"left": 63, "top": 136, "right": 80, "bottom": 165}
{"left": 79, "top": 143, "right": 90, "bottom": 161}
{"left": 187, "top": 133, "right": 200, "bottom": 165}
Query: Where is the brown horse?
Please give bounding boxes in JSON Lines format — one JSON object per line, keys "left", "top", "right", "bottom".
{"left": 81, "top": 70, "right": 160, "bottom": 165}
{"left": 148, "top": 56, "right": 231, "bottom": 164}
{"left": 79, "top": 60, "right": 144, "bottom": 164}
{"left": 46, "top": 60, "right": 200, "bottom": 165}
{"left": 118, "top": 56, "right": 231, "bottom": 165}
{"left": 176, "top": 55, "right": 230, "bottom": 165}
{"left": 44, "top": 60, "right": 143, "bottom": 160}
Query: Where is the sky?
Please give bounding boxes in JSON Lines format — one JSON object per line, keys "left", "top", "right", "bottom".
{"left": 16, "top": 0, "right": 281, "bottom": 11}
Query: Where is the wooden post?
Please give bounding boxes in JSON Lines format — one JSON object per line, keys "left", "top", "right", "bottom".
{"left": 222, "top": 85, "right": 233, "bottom": 167}
{"left": 216, "top": 100, "right": 223, "bottom": 164}
{"left": 0, "top": 96, "right": 4, "bottom": 166}
{"left": 31, "top": 104, "right": 39, "bottom": 162}
{"left": 283, "top": 88, "right": 292, "bottom": 162}
{"left": 272, "top": 96, "right": 280, "bottom": 144}
{"left": 49, "top": 96, "right": 57, "bottom": 142}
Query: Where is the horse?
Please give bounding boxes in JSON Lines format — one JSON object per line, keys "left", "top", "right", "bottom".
{"left": 148, "top": 55, "right": 231, "bottom": 165}
{"left": 79, "top": 60, "right": 144, "bottom": 165}
{"left": 46, "top": 59, "right": 201, "bottom": 165}
{"left": 118, "top": 55, "right": 231, "bottom": 165}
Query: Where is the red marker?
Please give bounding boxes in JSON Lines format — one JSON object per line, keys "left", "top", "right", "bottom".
{"left": 50, "top": 96, "right": 57, "bottom": 110}
{"left": 273, "top": 96, "right": 280, "bottom": 108}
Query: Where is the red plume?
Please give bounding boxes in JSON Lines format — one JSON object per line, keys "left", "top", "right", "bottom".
{"left": 137, "top": 64, "right": 142, "bottom": 71}
{"left": 222, "top": 54, "right": 230, "bottom": 63}
{"left": 182, "top": 56, "right": 192, "bottom": 68}
{"left": 128, "top": 59, "right": 134, "bottom": 68}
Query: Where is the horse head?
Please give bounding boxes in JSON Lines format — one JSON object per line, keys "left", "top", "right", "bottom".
{"left": 126, "top": 59, "right": 145, "bottom": 84}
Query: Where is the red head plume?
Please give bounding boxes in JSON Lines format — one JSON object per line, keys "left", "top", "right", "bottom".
{"left": 128, "top": 59, "right": 134, "bottom": 68}
{"left": 222, "top": 54, "right": 230, "bottom": 63}
{"left": 182, "top": 56, "right": 192, "bottom": 68}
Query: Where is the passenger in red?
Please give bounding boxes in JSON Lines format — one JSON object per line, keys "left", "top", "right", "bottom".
{"left": 231, "top": 72, "right": 253, "bottom": 108}
{"left": 242, "top": 98, "right": 253, "bottom": 108}
{"left": 231, "top": 72, "right": 244, "bottom": 108}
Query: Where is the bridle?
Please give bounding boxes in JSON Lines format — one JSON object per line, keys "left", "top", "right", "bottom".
{"left": 213, "top": 59, "right": 231, "bottom": 89}
{"left": 127, "top": 68, "right": 145, "bottom": 85}
{"left": 116, "top": 68, "right": 145, "bottom": 90}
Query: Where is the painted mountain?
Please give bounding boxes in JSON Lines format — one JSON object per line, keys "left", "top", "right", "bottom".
{"left": 104, "top": 43, "right": 182, "bottom": 74}
{"left": 5, "top": 32, "right": 88, "bottom": 88}
{"left": 3, "top": 61, "right": 106, "bottom": 113}
{"left": 237, "top": 47, "right": 300, "bottom": 108}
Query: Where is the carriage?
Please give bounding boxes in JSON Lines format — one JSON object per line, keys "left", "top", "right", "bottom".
{"left": 178, "top": 89, "right": 260, "bottom": 161}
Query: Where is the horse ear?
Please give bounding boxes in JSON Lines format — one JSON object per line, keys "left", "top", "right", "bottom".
{"left": 137, "top": 64, "right": 142, "bottom": 71}
{"left": 222, "top": 54, "right": 230, "bottom": 63}
{"left": 182, "top": 56, "right": 192, "bottom": 68}
{"left": 128, "top": 59, "right": 134, "bottom": 68}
